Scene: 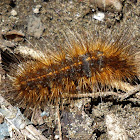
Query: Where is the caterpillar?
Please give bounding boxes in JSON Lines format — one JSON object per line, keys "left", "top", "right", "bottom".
{"left": 6, "top": 31, "right": 140, "bottom": 108}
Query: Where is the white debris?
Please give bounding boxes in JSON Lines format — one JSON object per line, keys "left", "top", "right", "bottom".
{"left": 93, "top": 12, "right": 105, "bottom": 21}
{"left": 11, "top": 9, "right": 17, "bottom": 16}
{"left": 33, "top": 5, "right": 42, "bottom": 14}
{"left": 54, "top": 135, "right": 59, "bottom": 139}
{"left": 40, "top": 111, "right": 49, "bottom": 117}
{"left": 0, "top": 122, "right": 10, "bottom": 139}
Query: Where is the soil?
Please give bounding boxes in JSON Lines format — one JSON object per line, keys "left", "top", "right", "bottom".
{"left": 0, "top": 0, "right": 139, "bottom": 140}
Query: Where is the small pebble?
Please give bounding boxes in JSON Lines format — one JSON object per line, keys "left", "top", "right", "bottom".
{"left": 54, "top": 135, "right": 59, "bottom": 139}
{"left": 40, "top": 111, "right": 49, "bottom": 117}
{"left": 93, "top": 12, "right": 105, "bottom": 21}
{"left": 33, "top": 5, "right": 42, "bottom": 14}
{"left": 27, "top": 15, "right": 45, "bottom": 38}
{"left": 11, "top": 9, "right": 17, "bottom": 16}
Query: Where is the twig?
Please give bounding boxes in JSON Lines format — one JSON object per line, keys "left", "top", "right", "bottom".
{"left": 62, "top": 86, "right": 140, "bottom": 103}
{"left": 56, "top": 99, "right": 62, "bottom": 140}
{"left": 127, "top": 98, "right": 140, "bottom": 104}
{"left": 62, "top": 91, "right": 120, "bottom": 99}
{"left": 119, "top": 85, "right": 140, "bottom": 101}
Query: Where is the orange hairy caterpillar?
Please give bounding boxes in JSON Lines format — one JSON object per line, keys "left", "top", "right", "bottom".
{"left": 7, "top": 32, "right": 140, "bottom": 108}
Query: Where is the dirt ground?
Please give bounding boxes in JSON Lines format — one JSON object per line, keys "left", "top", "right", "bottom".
{"left": 0, "top": 0, "right": 140, "bottom": 140}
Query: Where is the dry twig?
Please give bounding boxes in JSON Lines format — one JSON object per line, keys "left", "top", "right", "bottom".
{"left": 56, "top": 99, "right": 62, "bottom": 140}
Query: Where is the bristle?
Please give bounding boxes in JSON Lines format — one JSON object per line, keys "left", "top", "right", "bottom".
{"left": 8, "top": 35, "right": 140, "bottom": 107}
